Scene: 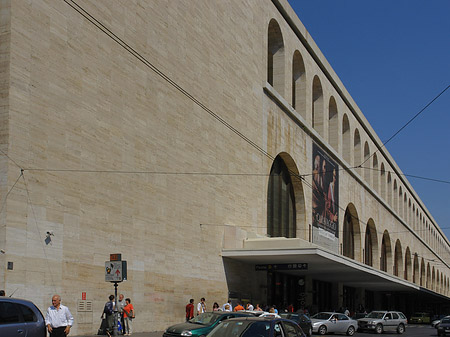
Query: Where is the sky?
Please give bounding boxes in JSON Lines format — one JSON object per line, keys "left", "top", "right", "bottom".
{"left": 287, "top": 0, "right": 450, "bottom": 240}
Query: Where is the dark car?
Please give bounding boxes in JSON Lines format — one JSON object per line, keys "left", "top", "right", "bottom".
{"left": 0, "top": 297, "right": 46, "bottom": 337}
{"left": 438, "top": 317, "right": 450, "bottom": 336}
{"left": 206, "top": 316, "right": 307, "bottom": 337}
{"left": 163, "top": 311, "right": 253, "bottom": 337}
{"left": 279, "top": 312, "right": 312, "bottom": 336}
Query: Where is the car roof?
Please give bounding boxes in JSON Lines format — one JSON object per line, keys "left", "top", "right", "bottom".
{"left": 0, "top": 297, "right": 38, "bottom": 306}
{"left": 223, "top": 316, "right": 294, "bottom": 322}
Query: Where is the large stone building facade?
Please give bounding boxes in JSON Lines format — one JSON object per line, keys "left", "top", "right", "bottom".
{"left": 0, "top": 0, "right": 449, "bottom": 335}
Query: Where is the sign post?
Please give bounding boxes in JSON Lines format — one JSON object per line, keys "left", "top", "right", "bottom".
{"left": 105, "top": 254, "right": 127, "bottom": 336}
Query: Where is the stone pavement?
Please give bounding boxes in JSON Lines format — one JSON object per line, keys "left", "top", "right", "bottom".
{"left": 78, "top": 332, "right": 163, "bottom": 337}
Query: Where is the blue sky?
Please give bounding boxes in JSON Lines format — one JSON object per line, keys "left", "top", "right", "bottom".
{"left": 287, "top": 1, "right": 450, "bottom": 239}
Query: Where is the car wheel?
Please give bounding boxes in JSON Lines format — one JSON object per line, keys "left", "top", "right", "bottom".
{"left": 397, "top": 324, "right": 405, "bottom": 334}
{"left": 375, "top": 324, "right": 383, "bottom": 334}
{"left": 318, "top": 325, "right": 327, "bottom": 335}
{"left": 307, "top": 327, "right": 312, "bottom": 337}
{"left": 347, "top": 326, "right": 355, "bottom": 336}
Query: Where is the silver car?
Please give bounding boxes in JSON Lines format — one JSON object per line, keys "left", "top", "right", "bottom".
{"left": 0, "top": 297, "right": 46, "bottom": 337}
{"left": 311, "top": 312, "right": 357, "bottom": 335}
{"left": 357, "top": 311, "right": 407, "bottom": 334}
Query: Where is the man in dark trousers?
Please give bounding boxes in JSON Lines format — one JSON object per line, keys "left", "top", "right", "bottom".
{"left": 45, "top": 294, "right": 74, "bottom": 337}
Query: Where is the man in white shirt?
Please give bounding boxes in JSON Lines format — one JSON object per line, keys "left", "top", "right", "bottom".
{"left": 197, "top": 297, "right": 206, "bottom": 315}
{"left": 45, "top": 294, "right": 74, "bottom": 336}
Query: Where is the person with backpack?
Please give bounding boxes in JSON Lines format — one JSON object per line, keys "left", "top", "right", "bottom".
{"left": 101, "top": 295, "right": 115, "bottom": 336}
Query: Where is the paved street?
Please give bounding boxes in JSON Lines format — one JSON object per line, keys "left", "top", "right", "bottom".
{"left": 77, "top": 325, "right": 435, "bottom": 337}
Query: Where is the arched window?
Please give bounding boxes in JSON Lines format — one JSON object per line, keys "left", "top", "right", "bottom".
{"left": 364, "top": 219, "right": 378, "bottom": 267}
{"left": 393, "top": 180, "right": 398, "bottom": 213}
{"left": 404, "top": 247, "right": 411, "bottom": 281}
{"left": 353, "top": 129, "right": 361, "bottom": 174}
{"left": 342, "top": 114, "right": 351, "bottom": 164}
{"left": 380, "top": 163, "right": 386, "bottom": 200}
{"left": 387, "top": 173, "right": 392, "bottom": 205}
{"left": 398, "top": 187, "right": 403, "bottom": 219}
{"left": 413, "top": 253, "right": 419, "bottom": 284}
{"left": 312, "top": 76, "right": 324, "bottom": 137}
{"left": 268, "top": 19, "right": 285, "bottom": 95}
{"left": 267, "top": 156, "right": 296, "bottom": 238}
{"left": 380, "top": 231, "right": 392, "bottom": 273}
{"left": 292, "top": 51, "right": 306, "bottom": 118}
{"left": 394, "top": 240, "right": 402, "bottom": 277}
{"left": 328, "top": 97, "right": 338, "bottom": 151}
{"left": 363, "top": 142, "right": 370, "bottom": 182}
{"left": 372, "top": 154, "right": 379, "bottom": 192}
{"left": 420, "top": 258, "right": 426, "bottom": 286}
{"left": 343, "top": 204, "right": 361, "bottom": 261}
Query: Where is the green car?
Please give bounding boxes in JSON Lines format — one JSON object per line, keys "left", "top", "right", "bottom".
{"left": 163, "top": 311, "right": 253, "bottom": 337}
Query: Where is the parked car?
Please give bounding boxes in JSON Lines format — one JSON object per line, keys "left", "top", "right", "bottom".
{"left": 206, "top": 316, "right": 307, "bottom": 337}
{"left": 163, "top": 311, "right": 253, "bottom": 337}
{"left": 0, "top": 297, "right": 46, "bottom": 337}
{"left": 432, "top": 315, "right": 449, "bottom": 328}
{"left": 410, "top": 312, "right": 431, "bottom": 324}
{"left": 438, "top": 316, "right": 450, "bottom": 336}
{"left": 357, "top": 310, "right": 407, "bottom": 334}
{"left": 279, "top": 312, "right": 312, "bottom": 337}
{"left": 310, "top": 312, "right": 357, "bottom": 335}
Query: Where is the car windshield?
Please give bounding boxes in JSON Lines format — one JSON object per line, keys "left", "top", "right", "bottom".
{"left": 366, "top": 312, "right": 385, "bottom": 319}
{"left": 312, "top": 313, "right": 332, "bottom": 320}
{"left": 442, "top": 318, "right": 450, "bottom": 324}
{"left": 208, "top": 321, "right": 270, "bottom": 337}
{"left": 189, "top": 312, "right": 219, "bottom": 326}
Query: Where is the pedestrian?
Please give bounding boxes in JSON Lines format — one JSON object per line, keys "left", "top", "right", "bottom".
{"left": 101, "top": 295, "right": 115, "bottom": 336}
{"left": 255, "top": 304, "right": 263, "bottom": 311}
{"left": 45, "top": 294, "right": 74, "bottom": 337}
{"left": 224, "top": 304, "right": 231, "bottom": 312}
{"left": 233, "top": 302, "right": 244, "bottom": 311}
{"left": 246, "top": 303, "right": 254, "bottom": 311}
{"left": 0, "top": 290, "right": 5, "bottom": 296}
{"left": 123, "top": 298, "right": 135, "bottom": 336}
{"left": 186, "top": 299, "right": 195, "bottom": 321}
{"left": 197, "top": 297, "right": 206, "bottom": 315}
{"left": 212, "top": 302, "right": 220, "bottom": 311}
{"left": 118, "top": 294, "right": 126, "bottom": 334}
{"left": 222, "top": 299, "right": 232, "bottom": 311}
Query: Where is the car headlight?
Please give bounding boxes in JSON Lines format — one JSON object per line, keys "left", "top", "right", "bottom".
{"left": 181, "top": 331, "right": 193, "bottom": 337}
{"left": 369, "top": 321, "right": 377, "bottom": 325}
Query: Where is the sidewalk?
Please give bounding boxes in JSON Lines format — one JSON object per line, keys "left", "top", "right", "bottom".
{"left": 78, "top": 332, "right": 163, "bottom": 337}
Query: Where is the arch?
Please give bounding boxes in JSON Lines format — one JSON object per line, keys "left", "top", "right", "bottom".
{"left": 387, "top": 173, "right": 392, "bottom": 205}
{"left": 312, "top": 76, "right": 324, "bottom": 137}
{"left": 372, "top": 154, "right": 379, "bottom": 193}
{"left": 403, "top": 193, "right": 407, "bottom": 222}
{"left": 398, "top": 187, "right": 403, "bottom": 219}
{"left": 432, "top": 267, "right": 436, "bottom": 291}
{"left": 268, "top": 19, "right": 285, "bottom": 95}
{"left": 364, "top": 218, "right": 379, "bottom": 268}
{"left": 328, "top": 97, "right": 339, "bottom": 151}
{"left": 343, "top": 204, "right": 362, "bottom": 262}
{"left": 412, "top": 205, "right": 416, "bottom": 230}
{"left": 426, "top": 263, "right": 431, "bottom": 288}
{"left": 380, "top": 230, "right": 392, "bottom": 273}
{"left": 351, "top": 129, "right": 361, "bottom": 176}
{"left": 404, "top": 247, "right": 412, "bottom": 281}
{"left": 363, "top": 142, "right": 370, "bottom": 182}
{"left": 393, "top": 180, "right": 398, "bottom": 213}
{"left": 267, "top": 154, "right": 305, "bottom": 239}
{"left": 380, "top": 163, "right": 386, "bottom": 201}
{"left": 420, "top": 258, "right": 426, "bottom": 286}
{"left": 292, "top": 50, "right": 306, "bottom": 119}
{"left": 413, "top": 253, "right": 419, "bottom": 284}
{"left": 394, "top": 239, "right": 403, "bottom": 277}
{"left": 342, "top": 114, "right": 351, "bottom": 164}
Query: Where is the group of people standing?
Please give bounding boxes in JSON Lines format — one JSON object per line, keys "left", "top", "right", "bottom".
{"left": 185, "top": 298, "right": 267, "bottom": 320}
{"left": 101, "top": 293, "right": 135, "bottom": 336}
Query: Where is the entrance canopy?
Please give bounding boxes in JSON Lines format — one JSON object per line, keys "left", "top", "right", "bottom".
{"left": 222, "top": 237, "right": 421, "bottom": 293}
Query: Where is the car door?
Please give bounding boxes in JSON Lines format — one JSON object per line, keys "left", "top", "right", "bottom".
{"left": 384, "top": 313, "right": 393, "bottom": 331}
{"left": 391, "top": 312, "right": 400, "bottom": 330}
{"left": 336, "top": 314, "right": 350, "bottom": 333}
{"left": 0, "top": 301, "right": 27, "bottom": 337}
{"left": 282, "top": 321, "right": 303, "bottom": 337}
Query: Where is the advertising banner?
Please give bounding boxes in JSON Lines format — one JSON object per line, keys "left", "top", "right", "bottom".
{"left": 312, "top": 143, "right": 339, "bottom": 245}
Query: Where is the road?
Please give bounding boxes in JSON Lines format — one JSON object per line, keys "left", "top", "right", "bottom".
{"left": 78, "top": 324, "right": 435, "bottom": 337}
